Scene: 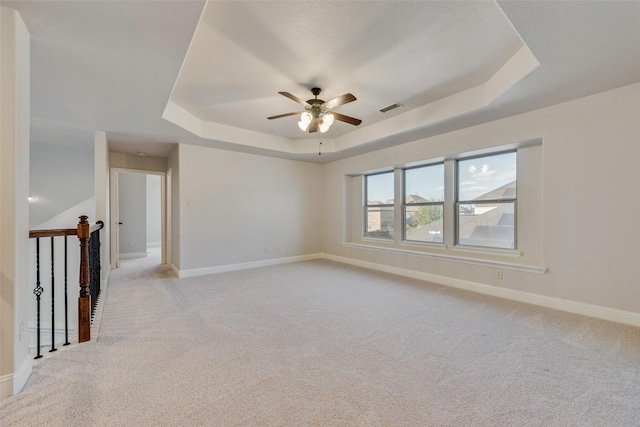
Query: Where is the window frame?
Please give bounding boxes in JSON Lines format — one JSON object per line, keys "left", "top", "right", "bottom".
{"left": 455, "top": 150, "right": 517, "bottom": 250}
{"left": 364, "top": 171, "right": 395, "bottom": 239}
{"left": 402, "top": 162, "right": 445, "bottom": 244}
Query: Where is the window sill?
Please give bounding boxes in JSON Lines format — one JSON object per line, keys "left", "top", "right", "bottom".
{"left": 341, "top": 241, "right": 546, "bottom": 274}
{"left": 449, "top": 245, "right": 522, "bottom": 258}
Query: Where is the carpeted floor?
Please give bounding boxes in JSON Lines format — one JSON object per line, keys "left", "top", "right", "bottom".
{"left": 2, "top": 253, "right": 640, "bottom": 426}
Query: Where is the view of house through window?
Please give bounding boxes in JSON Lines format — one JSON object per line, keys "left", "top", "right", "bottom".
{"left": 457, "top": 151, "right": 517, "bottom": 249}
{"left": 404, "top": 163, "right": 444, "bottom": 243}
{"left": 362, "top": 150, "right": 517, "bottom": 250}
{"left": 365, "top": 171, "right": 395, "bottom": 238}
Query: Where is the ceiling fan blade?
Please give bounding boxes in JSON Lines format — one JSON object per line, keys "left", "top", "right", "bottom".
{"left": 308, "top": 119, "right": 319, "bottom": 133}
{"left": 322, "top": 93, "right": 356, "bottom": 110}
{"left": 267, "top": 112, "right": 303, "bottom": 120}
{"left": 332, "top": 112, "right": 362, "bottom": 126}
{"left": 278, "top": 92, "right": 309, "bottom": 106}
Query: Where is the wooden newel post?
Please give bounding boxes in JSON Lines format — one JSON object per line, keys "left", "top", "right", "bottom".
{"left": 78, "top": 215, "right": 91, "bottom": 343}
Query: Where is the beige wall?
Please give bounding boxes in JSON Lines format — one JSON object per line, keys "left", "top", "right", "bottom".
{"left": 322, "top": 82, "right": 640, "bottom": 317}
{"left": 177, "top": 144, "right": 323, "bottom": 274}
{"left": 109, "top": 151, "right": 167, "bottom": 172}
{"left": 0, "top": 6, "right": 31, "bottom": 398}
{"left": 95, "top": 131, "right": 110, "bottom": 284}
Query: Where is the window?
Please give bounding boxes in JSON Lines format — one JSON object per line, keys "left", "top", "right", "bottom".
{"left": 365, "top": 171, "right": 394, "bottom": 239}
{"left": 456, "top": 152, "right": 516, "bottom": 249}
{"left": 357, "top": 149, "right": 520, "bottom": 251}
{"left": 404, "top": 163, "right": 444, "bottom": 243}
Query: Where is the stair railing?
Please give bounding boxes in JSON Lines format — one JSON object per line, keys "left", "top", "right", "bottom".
{"left": 29, "top": 215, "right": 104, "bottom": 359}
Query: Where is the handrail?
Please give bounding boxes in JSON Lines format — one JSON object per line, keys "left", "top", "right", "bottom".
{"left": 90, "top": 220, "right": 104, "bottom": 234}
{"left": 28, "top": 220, "right": 103, "bottom": 238}
{"left": 29, "top": 228, "right": 77, "bottom": 238}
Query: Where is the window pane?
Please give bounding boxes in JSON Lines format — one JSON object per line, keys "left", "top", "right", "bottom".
{"left": 405, "top": 164, "right": 444, "bottom": 203}
{"left": 366, "top": 206, "right": 394, "bottom": 238}
{"left": 366, "top": 172, "right": 394, "bottom": 205}
{"left": 458, "top": 152, "right": 516, "bottom": 201}
{"left": 458, "top": 202, "right": 515, "bottom": 249}
{"left": 405, "top": 205, "right": 443, "bottom": 243}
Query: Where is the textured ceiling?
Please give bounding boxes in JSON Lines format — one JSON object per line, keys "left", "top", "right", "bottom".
{"left": 2, "top": 0, "right": 640, "bottom": 163}
{"left": 169, "top": 1, "right": 523, "bottom": 141}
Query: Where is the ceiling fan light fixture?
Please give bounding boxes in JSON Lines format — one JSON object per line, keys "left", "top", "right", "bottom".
{"left": 318, "top": 112, "right": 334, "bottom": 133}
{"left": 269, "top": 88, "right": 360, "bottom": 133}
{"left": 298, "top": 111, "right": 312, "bottom": 131}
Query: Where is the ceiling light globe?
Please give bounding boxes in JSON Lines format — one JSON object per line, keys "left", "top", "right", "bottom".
{"left": 323, "top": 112, "right": 335, "bottom": 126}
{"left": 319, "top": 122, "right": 330, "bottom": 133}
{"left": 298, "top": 112, "right": 312, "bottom": 131}
{"left": 319, "top": 112, "right": 334, "bottom": 133}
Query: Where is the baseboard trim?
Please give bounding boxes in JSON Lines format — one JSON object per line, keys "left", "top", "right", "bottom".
{"left": 0, "top": 356, "right": 32, "bottom": 398}
{"left": 13, "top": 356, "right": 32, "bottom": 395}
{"left": 321, "top": 253, "right": 640, "bottom": 328}
{"left": 91, "top": 277, "right": 109, "bottom": 342}
{"left": 119, "top": 252, "right": 147, "bottom": 259}
{"left": 28, "top": 325, "right": 77, "bottom": 353}
{"left": 0, "top": 373, "right": 13, "bottom": 399}
{"left": 171, "top": 264, "right": 180, "bottom": 277}
{"left": 176, "top": 254, "right": 322, "bottom": 278}
{"left": 101, "top": 268, "right": 110, "bottom": 287}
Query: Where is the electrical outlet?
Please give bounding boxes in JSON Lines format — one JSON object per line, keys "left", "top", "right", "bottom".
{"left": 496, "top": 269, "right": 503, "bottom": 279}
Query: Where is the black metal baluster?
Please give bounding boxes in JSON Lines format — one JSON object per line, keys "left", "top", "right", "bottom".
{"left": 33, "top": 238, "right": 43, "bottom": 360}
{"left": 89, "top": 229, "right": 101, "bottom": 318}
{"left": 89, "top": 232, "right": 94, "bottom": 317}
{"left": 50, "top": 237, "right": 57, "bottom": 353}
{"left": 63, "top": 235, "right": 70, "bottom": 346}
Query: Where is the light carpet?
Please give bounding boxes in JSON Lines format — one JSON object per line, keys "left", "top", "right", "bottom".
{"left": 1, "top": 254, "right": 640, "bottom": 426}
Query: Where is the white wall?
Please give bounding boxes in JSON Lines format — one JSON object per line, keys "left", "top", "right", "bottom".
{"left": 118, "top": 173, "right": 147, "bottom": 257}
{"left": 0, "top": 6, "right": 31, "bottom": 398}
{"left": 29, "top": 141, "right": 94, "bottom": 228}
{"left": 94, "top": 131, "right": 110, "bottom": 283}
{"left": 146, "top": 175, "right": 161, "bottom": 247}
{"left": 322, "top": 82, "right": 640, "bottom": 318}
{"left": 176, "top": 144, "right": 323, "bottom": 275}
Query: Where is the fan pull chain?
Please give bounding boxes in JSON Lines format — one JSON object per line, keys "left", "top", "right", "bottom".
{"left": 318, "top": 141, "right": 322, "bottom": 156}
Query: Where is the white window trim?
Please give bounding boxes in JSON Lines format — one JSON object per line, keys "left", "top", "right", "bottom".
{"left": 364, "top": 170, "right": 396, "bottom": 240}
{"left": 341, "top": 241, "right": 545, "bottom": 274}
{"left": 347, "top": 140, "right": 546, "bottom": 273}
{"left": 455, "top": 150, "right": 517, "bottom": 250}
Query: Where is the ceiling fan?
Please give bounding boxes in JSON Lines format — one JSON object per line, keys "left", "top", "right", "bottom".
{"left": 267, "top": 87, "right": 362, "bottom": 133}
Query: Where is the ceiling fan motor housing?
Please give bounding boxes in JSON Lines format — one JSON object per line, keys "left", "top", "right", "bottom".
{"left": 307, "top": 88, "right": 325, "bottom": 108}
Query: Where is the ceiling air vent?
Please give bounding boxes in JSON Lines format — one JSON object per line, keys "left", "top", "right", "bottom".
{"left": 379, "top": 102, "right": 404, "bottom": 113}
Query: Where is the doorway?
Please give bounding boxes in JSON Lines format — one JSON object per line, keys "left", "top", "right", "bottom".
{"left": 110, "top": 168, "right": 170, "bottom": 269}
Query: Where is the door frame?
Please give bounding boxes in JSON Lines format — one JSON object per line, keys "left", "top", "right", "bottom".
{"left": 109, "top": 167, "right": 169, "bottom": 269}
